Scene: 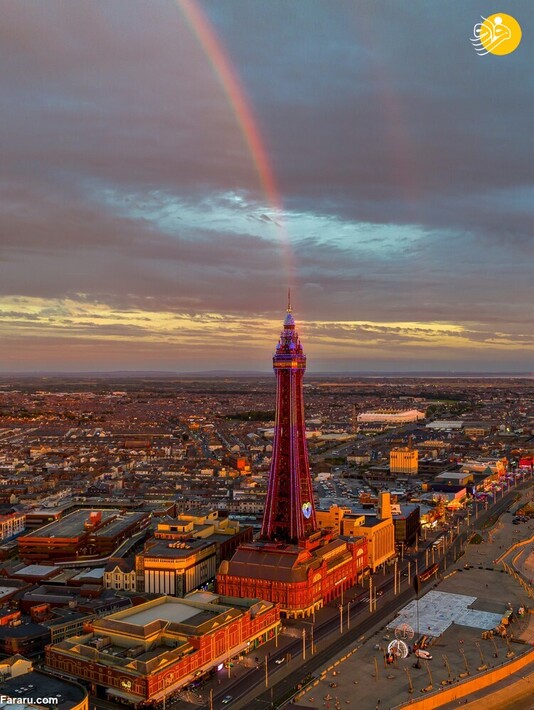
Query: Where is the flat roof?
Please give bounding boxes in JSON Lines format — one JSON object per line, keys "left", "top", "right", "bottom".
{"left": 0, "top": 586, "right": 19, "bottom": 599}
{"left": 96, "top": 512, "right": 146, "bottom": 538}
{"left": 435, "top": 471, "right": 471, "bottom": 480}
{"left": 1, "top": 670, "right": 85, "bottom": 709}
{"left": 118, "top": 600, "right": 213, "bottom": 626}
{"left": 21, "top": 509, "right": 118, "bottom": 539}
{"left": 13, "top": 564, "right": 58, "bottom": 577}
{"left": 143, "top": 537, "right": 215, "bottom": 558}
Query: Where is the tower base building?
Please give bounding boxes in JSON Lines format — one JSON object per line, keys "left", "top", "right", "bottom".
{"left": 217, "top": 302, "right": 368, "bottom": 617}
{"left": 217, "top": 531, "right": 367, "bottom": 618}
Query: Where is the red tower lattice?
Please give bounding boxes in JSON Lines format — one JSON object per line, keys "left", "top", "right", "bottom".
{"left": 260, "top": 297, "right": 317, "bottom": 544}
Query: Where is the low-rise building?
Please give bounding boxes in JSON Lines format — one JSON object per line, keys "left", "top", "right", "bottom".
{"left": 17, "top": 509, "right": 150, "bottom": 563}
{"left": 104, "top": 558, "right": 136, "bottom": 592}
{"left": 390, "top": 447, "right": 418, "bottom": 475}
{"left": 0, "top": 512, "right": 26, "bottom": 541}
{"left": 317, "top": 493, "right": 396, "bottom": 572}
{"left": 45, "top": 594, "right": 280, "bottom": 707}
{"left": 0, "top": 668, "right": 88, "bottom": 710}
{"left": 136, "top": 538, "right": 217, "bottom": 596}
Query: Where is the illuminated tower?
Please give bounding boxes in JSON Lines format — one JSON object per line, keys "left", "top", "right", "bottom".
{"left": 260, "top": 295, "right": 317, "bottom": 544}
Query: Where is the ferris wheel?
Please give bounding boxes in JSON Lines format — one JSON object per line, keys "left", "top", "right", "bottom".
{"left": 387, "top": 639, "right": 409, "bottom": 659}
{"left": 395, "top": 622, "right": 415, "bottom": 641}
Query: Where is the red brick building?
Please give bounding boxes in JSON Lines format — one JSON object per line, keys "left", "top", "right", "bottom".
{"left": 18, "top": 509, "right": 150, "bottom": 563}
{"left": 45, "top": 593, "right": 280, "bottom": 706}
{"left": 217, "top": 532, "right": 367, "bottom": 617}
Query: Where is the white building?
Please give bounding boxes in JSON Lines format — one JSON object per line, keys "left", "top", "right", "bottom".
{"left": 358, "top": 409, "right": 425, "bottom": 424}
{"left": 0, "top": 513, "right": 25, "bottom": 541}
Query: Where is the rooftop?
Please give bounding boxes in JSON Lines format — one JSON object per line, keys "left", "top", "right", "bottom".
{"left": 0, "top": 670, "right": 86, "bottom": 710}
{"left": 21, "top": 508, "right": 117, "bottom": 540}
{"left": 121, "top": 600, "right": 207, "bottom": 626}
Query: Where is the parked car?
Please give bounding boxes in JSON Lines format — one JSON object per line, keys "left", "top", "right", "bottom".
{"left": 415, "top": 649, "right": 432, "bottom": 660}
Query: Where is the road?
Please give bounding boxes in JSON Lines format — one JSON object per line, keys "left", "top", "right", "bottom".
{"left": 185, "top": 474, "right": 532, "bottom": 710}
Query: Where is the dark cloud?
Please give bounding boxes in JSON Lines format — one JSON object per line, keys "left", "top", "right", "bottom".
{"left": 0, "top": 0, "right": 532, "bottom": 370}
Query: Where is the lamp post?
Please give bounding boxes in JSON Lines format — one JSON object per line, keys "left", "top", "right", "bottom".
{"left": 347, "top": 600, "right": 352, "bottom": 630}
{"left": 300, "top": 619, "right": 315, "bottom": 655}
{"left": 404, "top": 667, "right": 413, "bottom": 694}
{"left": 302, "top": 628, "right": 306, "bottom": 661}
{"left": 442, "top": 654, "right": 452, "bottom": 684}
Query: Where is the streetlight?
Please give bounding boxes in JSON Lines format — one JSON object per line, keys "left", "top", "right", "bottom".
{"left": 442, "top": 654, "right": 452, "bottom": 684}
{"left": 346, "top": 599, "right": 355, "bottom": 630}
{"left": 300, "top": 619, "right": 315, "bottom": 655}
{"left": 404, "top": 667, "right": 413, "bottom": 695}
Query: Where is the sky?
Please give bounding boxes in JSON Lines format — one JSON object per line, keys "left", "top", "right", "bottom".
{"left": 1, "top": 0, "right": 533, "bottom": 373}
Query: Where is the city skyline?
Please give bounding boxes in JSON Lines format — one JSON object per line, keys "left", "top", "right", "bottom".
{"left": 1, "top": 1, "right": 533, "bottom": 373}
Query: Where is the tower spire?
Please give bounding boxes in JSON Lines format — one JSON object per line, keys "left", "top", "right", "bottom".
{"left": 287, "top": 288, "right": 292, "bottom": 313}
{"left": 260, "top": 301, "right": 317, "bottom": 544}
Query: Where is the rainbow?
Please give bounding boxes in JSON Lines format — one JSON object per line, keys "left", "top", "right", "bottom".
{"left": 177, "top": 0, "right": 295, "bottom": 296}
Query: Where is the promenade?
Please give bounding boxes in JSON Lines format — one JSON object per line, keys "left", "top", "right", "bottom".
{"left": 283, "top": 483, "right": 534, "bottom": 710}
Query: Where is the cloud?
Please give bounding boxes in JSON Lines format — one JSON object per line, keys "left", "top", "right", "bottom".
{"left": 0, "top": 0, "right": 532, "bottom": 370}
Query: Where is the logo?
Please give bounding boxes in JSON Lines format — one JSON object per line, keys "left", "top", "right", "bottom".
{"left": 471, "top": 14, "right": 522, "bottom": 55}
{"left": 302, "top": 501, "right": 312, "bottom": 519}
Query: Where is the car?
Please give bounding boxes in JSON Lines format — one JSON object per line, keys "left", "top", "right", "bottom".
{"left": 415, "top": 649, "right": 432, "bottom": 660}
{"left": 275, "top": 658, "right": 285, "bottom": 665}
{"left": 376, "top": 590, "right": 384, "bottom": 597}
{"left": 222, "top": 696, "right": 233, "bottom": 705}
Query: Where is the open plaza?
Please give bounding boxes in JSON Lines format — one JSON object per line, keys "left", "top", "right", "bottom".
{"left": 289, "top": 488, "right": 534, "bottom": 710}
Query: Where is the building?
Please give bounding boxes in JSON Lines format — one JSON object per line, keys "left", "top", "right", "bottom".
{"left": 17, "top": 509, "right": 150, "bottom": 563}
{"left": 0, "top": 513, "right": 25, "bottom": 542}
{"left": 0, "top": 654, "right": 33, "bottom": 679}
{"left": 317, "top": 493, "right": 396, "bottom": 572}
{"left": 390, "top": 447, "right": 418, "bottom": 475}
{"left": 45, "top": 594, "right": 280, "bottom": 706}
{"left": 392, "top": 504, "right": 421, "bottom": 547}
{"left": 42, "top": 608, "right": 95, "bottom": 644}
{"left": 104, "top": 558, "right": 136, "bottom": 592}
{"left": 136, "top": 538, "right": 216, "bottom": 596}
{"left": 358, "top": 409, "right": 425, "bottom": 426}
{"left": 154, "top": 509, "right": 253, "bottom": 564}
{"left": 0, "top": 621, "right": 50, "bottom": 658}
{"left": 217, "top": 304, "right": 369, "bottom": 617}
{"left": 0, "top": 668, "right": 88, "bottom": 710}
{"left": 19, "top": 585, "right": 131, "bottom": 618}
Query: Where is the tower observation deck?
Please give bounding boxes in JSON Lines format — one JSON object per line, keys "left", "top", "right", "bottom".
{"left": 260, "top": 300, "right": 317, "bottom": 544}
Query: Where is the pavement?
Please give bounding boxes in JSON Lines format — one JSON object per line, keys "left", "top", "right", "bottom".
{"left": 148, "top": 476, "right": 533, "bottom": 710}
{"left": 277, "top": 483, "right": 534, "bottom": 710}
